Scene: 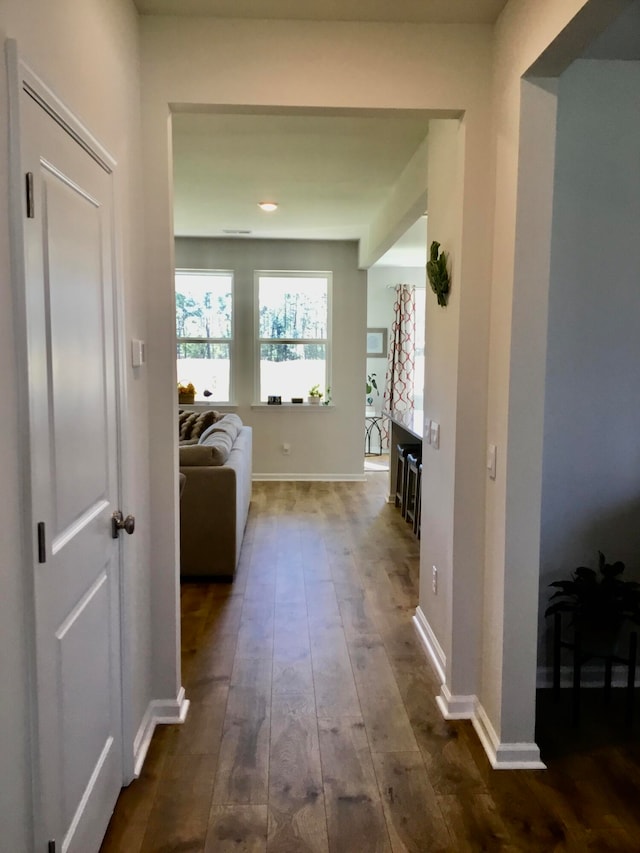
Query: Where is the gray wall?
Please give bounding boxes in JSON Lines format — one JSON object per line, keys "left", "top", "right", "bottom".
{"left": 175, "top": 237, "right": 367, "bottom": 477}
{"left": 539, "top": 60, "right": 640, "bottom": 666}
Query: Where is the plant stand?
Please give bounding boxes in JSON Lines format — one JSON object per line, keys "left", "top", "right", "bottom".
{"left": 365, "top": 415, "right": 383, "bottom": 456}
{"left": 553, "top": 611, "right": 637, "bottom": 726}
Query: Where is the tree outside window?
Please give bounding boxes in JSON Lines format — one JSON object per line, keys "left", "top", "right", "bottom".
{"left": 175, "top": 270, "right": 233, "bottom": 402}
{"left": 256, "top": 272, "right": 331, "bottom": 402}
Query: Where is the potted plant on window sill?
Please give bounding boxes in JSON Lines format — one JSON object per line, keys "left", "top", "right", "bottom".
{"left": 308, "top": 384, "right": 323, "bottom": 405}
{"left": 178, "top": 382, "right": 196, "bottom": 405}
{"left": 545, "top": 552, "right": 640, "bottom": 657}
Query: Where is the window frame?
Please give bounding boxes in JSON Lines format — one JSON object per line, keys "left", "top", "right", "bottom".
{"left": 175, "top": 267, "right": 235, "bottom": 404}
{"left": 253, "top": 269, "right": 333, "bottom": 404}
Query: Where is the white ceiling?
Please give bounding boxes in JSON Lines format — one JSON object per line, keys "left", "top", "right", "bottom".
{"left": 135, "top": 0, "right": 508, "bottom": 25}
{"left": 172, "top": 111, "right": 431, "bottom": 260}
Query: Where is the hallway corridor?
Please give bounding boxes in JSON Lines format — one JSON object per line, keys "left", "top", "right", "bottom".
{"left": 101, "top": 476, "right": 640, "bottom": 852}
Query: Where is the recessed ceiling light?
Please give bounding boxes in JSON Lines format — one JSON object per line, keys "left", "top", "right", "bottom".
{"left": 258, "top": 201, "right": 278, "bottom": 212}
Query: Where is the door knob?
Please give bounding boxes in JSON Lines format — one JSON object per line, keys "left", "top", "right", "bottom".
{"left": 112, "top": 510, "right": 136, "bottom": 538}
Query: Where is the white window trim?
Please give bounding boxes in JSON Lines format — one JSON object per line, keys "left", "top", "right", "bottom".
{"left": 175, "top": 268, "right": 235, "bottom": 404}
{"left": 253, "top": 269, "right": 333, "bottom": 405}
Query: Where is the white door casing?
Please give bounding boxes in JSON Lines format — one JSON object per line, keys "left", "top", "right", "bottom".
{"left": 10, "top": 52, "right": 126, "bottom": 852}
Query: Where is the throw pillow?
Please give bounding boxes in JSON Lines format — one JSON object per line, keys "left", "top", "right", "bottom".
{"left": 178, "top": 409, "right": 221, "bottom": 441}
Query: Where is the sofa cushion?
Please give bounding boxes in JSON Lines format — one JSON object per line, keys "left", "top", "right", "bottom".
{"left": 179, "top": 429, "right": 234, "bottom": 467}
{"left": 178, "top": 409, "right": 221, "bottom": 442}
{"left": 198, "top": 413, "right": 243, "bottom": 445}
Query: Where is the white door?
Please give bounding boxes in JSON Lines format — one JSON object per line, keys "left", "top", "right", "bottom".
{"left": 20, "top": 85, "right": 124, "bottom": 852}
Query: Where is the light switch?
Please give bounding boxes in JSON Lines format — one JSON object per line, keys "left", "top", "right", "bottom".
{"left": 131, "top": 339, "right": 145, "bottom": 367}
{"left": 487, "top": 443, "right": 497, "bottom": 480}
{"left": 424, "top": 417, "right": 431, "bottom": 444}
{"left": 430, "top": 421, "right": 440, "bottom": 449}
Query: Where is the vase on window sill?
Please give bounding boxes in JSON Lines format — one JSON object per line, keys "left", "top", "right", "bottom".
{"left": 178, "top": 393, "right": 195, "bottom": 404}
{"left": 308, "top": 396, "right": 321, "bottom": 405}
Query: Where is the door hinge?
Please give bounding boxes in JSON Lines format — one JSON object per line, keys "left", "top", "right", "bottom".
{"left": 37, "top": 522, "right": 46, "bottom": 564}
{"left": 26, "top": 171, "right": 35, "bottom": 218}
{"left": 48, "top": 841, "right": 56, "bottom": 853}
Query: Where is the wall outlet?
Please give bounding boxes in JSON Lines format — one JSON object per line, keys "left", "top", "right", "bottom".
{"left": 282, "top": 443, "right": 291, "bottom": 455}
{"left": 432, "top": 565, "right": 438, "bottom": 595}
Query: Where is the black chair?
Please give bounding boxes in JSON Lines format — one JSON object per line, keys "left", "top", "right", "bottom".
{"left": 395, "top": 443, "right": 421, "bottom": 518}
{"left": 415, "top": 462, "right": 423, "bottom": 538}
{"left": 405, "top": 454, "right": 422, "bottom": 535}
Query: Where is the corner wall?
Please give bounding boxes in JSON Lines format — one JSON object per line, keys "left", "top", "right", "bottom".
{"left": 418, "top": 117, "right": 492, "bottom": 719}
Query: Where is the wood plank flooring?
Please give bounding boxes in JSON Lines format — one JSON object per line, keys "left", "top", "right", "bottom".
{"left": 101, "top": 476, "right": 640, "bottom": 852}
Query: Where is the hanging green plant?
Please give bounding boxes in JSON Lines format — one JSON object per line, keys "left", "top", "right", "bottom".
{"left": 427, "top": 240, "right": 451, "bottom": 307}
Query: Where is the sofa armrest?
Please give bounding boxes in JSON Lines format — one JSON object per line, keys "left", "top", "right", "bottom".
{"left": 179, "top": 464, "right": 237, "bottom": 579}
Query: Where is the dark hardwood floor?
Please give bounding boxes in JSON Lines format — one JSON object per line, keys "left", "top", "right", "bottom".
{"left": 101, "top": 476, "right": 640, "bottom": 852}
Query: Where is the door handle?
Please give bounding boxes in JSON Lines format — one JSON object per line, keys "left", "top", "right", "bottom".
{"left": 112, "top": 510, "right": 135, "bottom": 539}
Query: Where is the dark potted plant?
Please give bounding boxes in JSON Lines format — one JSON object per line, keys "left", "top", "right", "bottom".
{"left": 545, "top": 552, "right": 640, "bottom": 656}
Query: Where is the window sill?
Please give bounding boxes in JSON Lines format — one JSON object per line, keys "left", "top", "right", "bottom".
{"left": 177, "top": 401, "right": 238, "bottom": 410}
{"left": 251, "top": 402, "right": 334, "bottom": 410}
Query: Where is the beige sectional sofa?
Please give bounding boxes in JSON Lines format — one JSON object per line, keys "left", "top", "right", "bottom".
{"left": 178, "top": 411, "right": 252, "bottom": 580}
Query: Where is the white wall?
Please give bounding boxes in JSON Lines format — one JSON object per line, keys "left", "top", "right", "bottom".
{"left": 419, "top": 119, "right": 479, "bottom": 694}
{"left": 0, "top": 1, "right": 147, "bottom": 848}
{"left": 175, "top": 237, "right": 366, "bottom": 477}
{"left": 538, "top": 59, "right": 640, "bottom": 665}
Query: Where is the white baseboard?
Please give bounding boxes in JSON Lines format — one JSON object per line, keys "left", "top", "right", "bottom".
{"left": 472, "top": 702, "right": 546, "bottom": 770}
{"left": 412, "top": 608, "right": 545, "bottom": 771}
{"left": 132, "top": 687, "right": 190, "bottom": 777}
{"left": 436, "top": 684, "right": 477, "bottom": 720}
{"left": 413, "top": 607, "right": 446, "bottom": 684}
{"left": 253, "top": 473, "right": 366, "bottom": 482}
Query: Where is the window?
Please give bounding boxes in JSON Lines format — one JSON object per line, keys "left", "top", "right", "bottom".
{"left": 256, "top": 271, "right": 331, "bottom": 403}
{"left": 175, "top": 269, "right": 233, "bottom": 402}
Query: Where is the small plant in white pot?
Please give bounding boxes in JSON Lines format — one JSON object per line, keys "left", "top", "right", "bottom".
{"left": 308, "top": 384, "right": 323, "bottom": 404}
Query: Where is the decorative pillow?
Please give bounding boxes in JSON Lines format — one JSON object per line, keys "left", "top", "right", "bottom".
{"left": 178, "top": 409, "right": 221, "bottom": 441}
{"left": 198, "top": 413, "right": 243, "bottom": 445}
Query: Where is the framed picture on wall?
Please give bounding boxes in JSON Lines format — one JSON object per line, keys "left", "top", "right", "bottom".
{"left": 366, "top": 328, "right": 388, "bottom": 358}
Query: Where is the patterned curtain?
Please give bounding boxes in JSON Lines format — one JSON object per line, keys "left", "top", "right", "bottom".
{"left": 382, "top": 284, "right": 416, "bottom": 444}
